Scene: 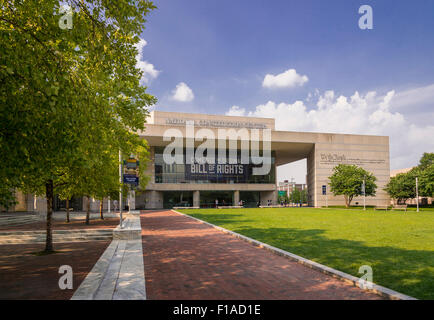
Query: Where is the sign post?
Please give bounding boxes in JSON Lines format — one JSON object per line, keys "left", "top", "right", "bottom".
{"left": 119, "top": 150, "right": 123, "bottom": 229}
{"left": 322, "top": 185, "right": 327, "bottom": 208}
{"left": 362, "top": 177, "right": 366, "bottom": 211}
{"left": 123, "top": 156, "right": 139, "bottom": 213}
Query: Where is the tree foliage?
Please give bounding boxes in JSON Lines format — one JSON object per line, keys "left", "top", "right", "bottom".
{"left": 384, "top": 171, "right": 416, "bottom": 204}
{"left": 384, "top": 153, "right": 434, "bottom": 202}
{"left": 0, "top": 0, "right": 156, "bottom": 251}
{"left": 329, "top": 164, "right": 377, "bottom": 208}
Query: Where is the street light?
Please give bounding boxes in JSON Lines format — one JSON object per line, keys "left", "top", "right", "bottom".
{"left": 416, "top": 176, "right": 419, "bottom": 213}
{"left": 363, "top": 176, "right": 366, "bottom": 211}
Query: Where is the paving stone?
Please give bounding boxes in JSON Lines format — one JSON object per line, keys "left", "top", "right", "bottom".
{"left": 141, "top": 210, "right": 384, "bottom": 300}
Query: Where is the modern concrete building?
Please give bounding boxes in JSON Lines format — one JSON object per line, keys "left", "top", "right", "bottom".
{"left": 3, "top": 110, "right": 391, "bottom": 213}
{"left": 136, "top": 111, "right": 391, "bottom": 209}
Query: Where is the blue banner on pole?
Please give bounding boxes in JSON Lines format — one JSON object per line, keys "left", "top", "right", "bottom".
{"left": 123, "top": 174, "right": 139, "bottom": 186}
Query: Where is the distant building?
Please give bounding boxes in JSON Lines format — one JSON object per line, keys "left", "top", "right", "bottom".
{"left": 277, "top": 181, "right": 307, "bottom": 194}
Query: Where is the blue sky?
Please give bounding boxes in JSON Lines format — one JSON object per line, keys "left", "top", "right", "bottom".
{"left": 137, "top": 0, "right": 434, "bottom": 182}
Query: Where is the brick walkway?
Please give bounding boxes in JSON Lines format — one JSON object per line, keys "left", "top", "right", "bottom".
{"left": 141, "top": 210, "right": 383, "bottom": 300}
{"left": 0, "top": 241, "right": 111, "bottom": 299}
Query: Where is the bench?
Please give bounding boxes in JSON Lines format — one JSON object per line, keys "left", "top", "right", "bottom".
{"left": 374, "top": 205, "right": 389, "bottom": 211}
{"left": 392, "top": 204, "right": 407, "bottom": 212}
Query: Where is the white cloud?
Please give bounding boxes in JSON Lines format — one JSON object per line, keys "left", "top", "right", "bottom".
{"left": 226, "top": 105, "right": 246, "bottom": 116}
{"left": 262, "top": 68, "right": 309, "bottom": 89}
{"left": 226, "top": 86, "right": 434, "bottom": 170}
{"left": 171, "top": 82, "right": 194, "bottom": 102}
{"left": 134, "top": 39, "right": 160, "bottom": 85}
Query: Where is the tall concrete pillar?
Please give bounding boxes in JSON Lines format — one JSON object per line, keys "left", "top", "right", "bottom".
{"left": 193, "top": 191, "right": 200, "bottom": 208}
{"left": 233, "top": 190, "right": 240, "bottom": 206}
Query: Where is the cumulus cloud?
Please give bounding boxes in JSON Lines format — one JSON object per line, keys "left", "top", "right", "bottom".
{"left": 226, "top": 86, "right": 434, "bottom": 170}
{"left": 171, "top": 82, "right": 194, "bottom": 102}
{"left": 262, "top": 68, "right": 309, "bottom": 89}
{"left": 226, "top": 105, "right": 246, "bottom": 116}
{"left": 134, "top": 39, "right": 160, "bottom": 84}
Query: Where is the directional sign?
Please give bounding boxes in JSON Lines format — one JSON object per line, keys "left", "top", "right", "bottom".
{"left": 278, "top": 191, "right": 286, "bottom": 197}
{"left": 124, "top": 158, "right": 139, "bottom": 170}
{"left": 123, "top": 174, "right": 139, "bottom": 186}
{"left": 322, "top": 185, "right": 327, "bottom": 195}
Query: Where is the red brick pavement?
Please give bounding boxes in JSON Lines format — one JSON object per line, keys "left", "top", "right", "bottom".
{"left": 141, "top": 210, "right": 383, "bottom": 300}
{"left": 0, "top": 241, "right": 111, "bottom": 299}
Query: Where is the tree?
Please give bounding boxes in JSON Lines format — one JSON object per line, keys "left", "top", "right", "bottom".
{"left": 418, "top": 153, "right": 434, "bottom": 170}
{"left": 329, "top": 164, "right": 377, "bottom": 208}
{"left": 416, "top": 153, "right": 434, "bottom": 198}
{"left": 418, "top": 164, "right": 434, "bottom": 198}
{"left": 384, "top": 172, "right": 416, "bottom": 204}
{"left": 1, "top": 1, "right": 156, "bottom": 252}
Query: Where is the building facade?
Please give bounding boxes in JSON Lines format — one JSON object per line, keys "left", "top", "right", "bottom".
{"left": 3, "top": 111, "right": 391, "bottom": 213}
{"left": 137, "top": 111, "right": 390, "bottom": 209}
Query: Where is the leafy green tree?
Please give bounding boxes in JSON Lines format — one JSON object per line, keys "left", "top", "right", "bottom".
{"left": 329, "top": 164, "right": 377, "bottom": 208}
{"left": 0, "top": 1, "right": 156, "bottom": 252}
{"left": 418, "top": 153, "right": 434, "bottom": 170}
{"left": 300, "top": 189, "right": 308, "bottom": 204}
{"left": 418, "top": 164, "right": 434, "bottom": 198}
{"left": 384, "top": 172, "right": 416, "bottom": 204}
{"left": 291, "top": 189, "right": 301, "bottom": 203}
{"left": 415, "top": 153, "right": 434, "bottom": 198}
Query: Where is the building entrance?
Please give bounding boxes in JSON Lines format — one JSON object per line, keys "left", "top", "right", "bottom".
{"left": 200, "top": 191, "right": 233, "bottom": 208}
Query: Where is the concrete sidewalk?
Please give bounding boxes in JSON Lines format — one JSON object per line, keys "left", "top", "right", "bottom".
{"left": 141, "top": 210, "right": 383, "bottom": 300}
{"left": 71, "top": 213, "right": 146, "bottom": 300}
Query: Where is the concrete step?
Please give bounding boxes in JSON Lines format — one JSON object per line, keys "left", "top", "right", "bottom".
{"left": 0, "top": 229, "right": 113, "bottom": 235}
{"left": 0, "top": 229, "right": 113, "bottom": 244}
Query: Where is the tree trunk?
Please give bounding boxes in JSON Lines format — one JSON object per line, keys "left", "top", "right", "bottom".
{"left": 344, "top": 195, "right": 349, "bottom": 208}
{"left": 45, "top": 179, "right": 54, "bottom": 253}
{"left": 100, "top": 199, "right": 104, "bottom": 220}
{"left": 66, "top": 198, "right": 70, "bottom": 223}
{"left": 86, "top": 196, "right": 90, "bottom": 225}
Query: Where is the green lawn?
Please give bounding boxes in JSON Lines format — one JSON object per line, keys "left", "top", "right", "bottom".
{"left": 179, "top": 207, "right": 434, "bottom": 299}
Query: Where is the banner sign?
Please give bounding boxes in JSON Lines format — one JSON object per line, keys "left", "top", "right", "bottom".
{"left": 123, "top": 174, "right": 139, "bottom": 186}
{"left": 185, "top": 163, "right": 248, "bottom": 181}
{"left": 322, "top": 185, "right": 327, "bottom": 195}
{"left": 278, "top": 191, "right": 286, "bottom": 197}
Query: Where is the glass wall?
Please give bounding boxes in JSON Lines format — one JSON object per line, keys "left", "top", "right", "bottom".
{"left": 239, "top": 191, "right": 260, "bottom": 208}
{"left": 200, "top": 191, "right": 234, "bottom": 208}
{"left": 163, "top": 191, "right": 193, "bottom": 208}
{"left": 154, "top": 147, "right": 275, "bottom": 184}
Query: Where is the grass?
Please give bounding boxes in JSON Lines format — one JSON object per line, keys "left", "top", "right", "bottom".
{"left": 179, "top": 207, "right": 434, "bottom": 299}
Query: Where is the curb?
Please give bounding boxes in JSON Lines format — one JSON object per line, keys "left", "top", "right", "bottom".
{"left": 172, "top": 209, "right": 417, "bottom": 301}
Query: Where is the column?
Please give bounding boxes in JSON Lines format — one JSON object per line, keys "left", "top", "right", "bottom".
{"left": 233, "top": 190, "right": 240, "bottom": 206}
{"left": 193, "top": 191, "right": 200, "bottom": 208}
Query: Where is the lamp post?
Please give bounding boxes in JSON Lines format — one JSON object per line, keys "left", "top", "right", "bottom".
{"left": 416, "top": 176, "right": 419, "bottom": 213}
{"left": 363, "top": 176, "right": 366, "bottom": 211}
